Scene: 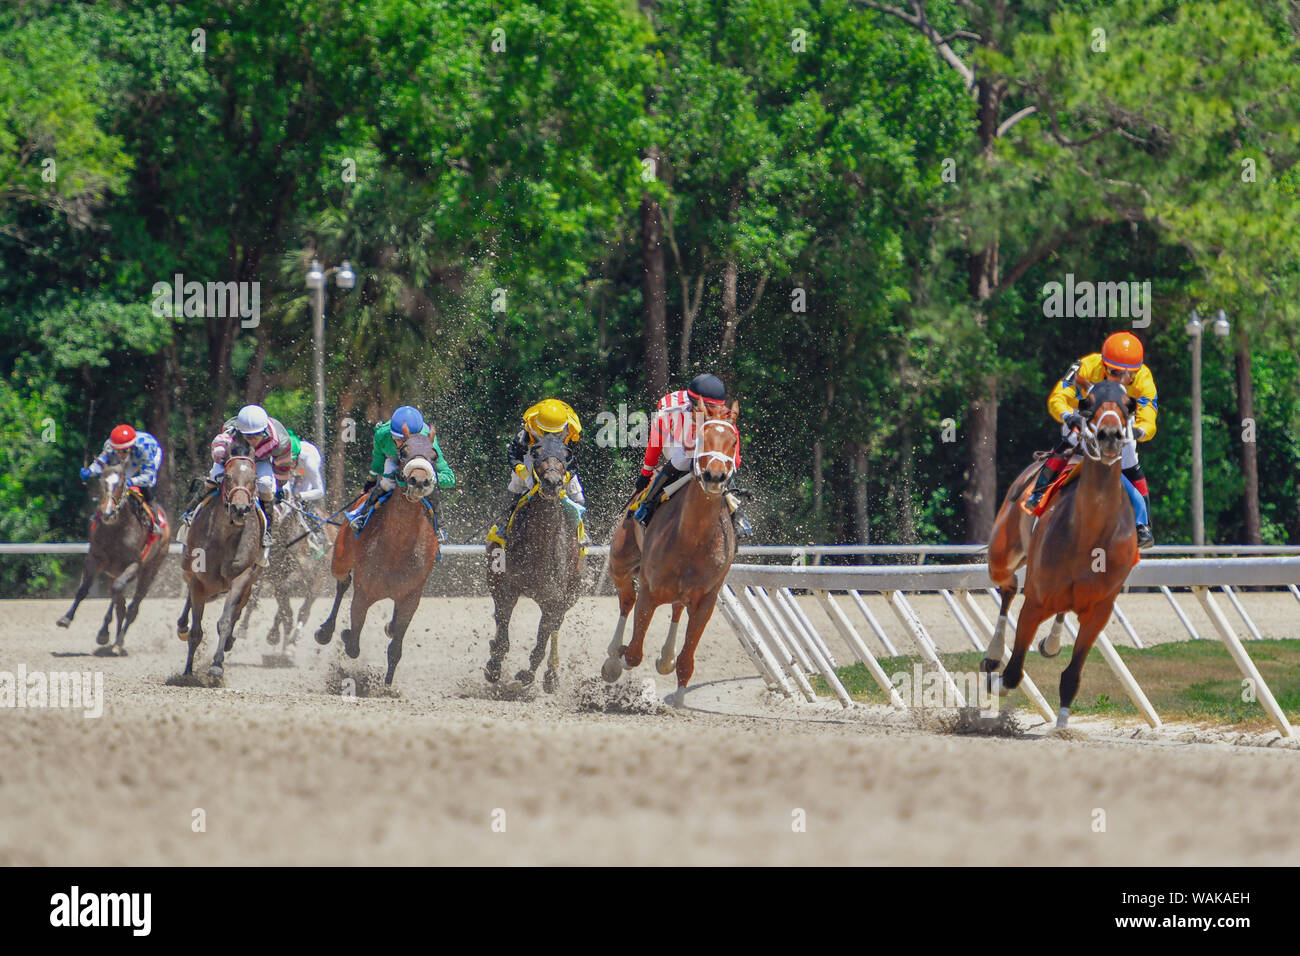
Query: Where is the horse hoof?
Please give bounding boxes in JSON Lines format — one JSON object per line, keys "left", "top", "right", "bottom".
{"left": 315, "top": 626, "right": 333, "bottom": 646}
{"left": 484, "top": 659, "right": 502, "bottom": 683}
{"left": 666, "top": 687, "right": 687, "bottom": 708}
{"left": 208, "top": 664, "right": 224, "bottom": 679}
{"left": 267, "top": 631, "right": 279, "bottom": 646}
{"left": 177, "top": 627, "right": 190, "bottom": 643}
{"left": 1038, "top": 639, "right": 1061, "bottom": 659}
{"left": 979, "top": 657, "right": 1000, "bottom": 673}
{"left": 543, "top": 669, "right": 557, "bottom": 694}
{"left": 601, "top": 656, "right": 624, "bottom": 683}
{"left": 514, "top": 670, "right": 535, "bottom": 686}
{"left": 96, "top": 632, "right": 110, "bottom": 646}
{"left": 56, "top": 617, "right": 71, "bottom": 629}
{"left": 115, "top": 646, "right": 128, "bottom": 658}
{"left": 289, "top": 624, "right": 303, "bottom": 644}
{"left": 342, "top": 630, "right": 360, "bottom": 659}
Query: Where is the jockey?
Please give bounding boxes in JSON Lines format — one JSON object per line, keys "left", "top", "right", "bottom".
{"left": 632, "top": 373, "right": 751, "bottom": 536}
{"left": 495, "top": 398, "right": 585, "bottom": 529}
{"left": 347, "top": 405, "right": 454, "bottom": 538}
{"left": 80, "top": 424, "right": 165, "bottom": 535}
{"left": 178, "top": 404, "right": 292, "bottom": 555}
{"left": 285, "top": 428, "right": 326, "bottom": 505}
{"left": 1024, "top": 331, "right": 1157, "bottom": 548}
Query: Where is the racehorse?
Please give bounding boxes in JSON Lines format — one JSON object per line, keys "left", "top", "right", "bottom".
{"left": 602, "top": 399, "right": 740, "bottom": 706}
{"left": 983, "top": 380, "right": 1139, "bottom": 728}
{"left": 484, "top": 430, "right": 583, "bottom": 692}
{"left": 57, "top": 463, "right": 170, "bottom": 654}
{"left": 236, "top": 496, "right": 338, "bottom": 657}
{"left": 177, "top": 455, "right": 264, "bottom": 678}
{"left": 314, "top": 427, "right": 441, "bottom": 686}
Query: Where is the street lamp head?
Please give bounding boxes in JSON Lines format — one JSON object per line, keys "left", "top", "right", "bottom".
{"left": 306, "top": 259, "right": 324, "bottom": 290}
{"left": 337, "top": 260, "right": 356, "bottom": 290}
{"left": 1212, "top": 309, "right": 1230, "bottom": 337}
{"left": 1185, "top": 310, "right": 1202, "bottom": 337}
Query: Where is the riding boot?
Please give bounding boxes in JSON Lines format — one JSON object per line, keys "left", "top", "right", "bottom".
{"left": 725, "top": 493, "right": 754, "bottom": 537}
{"left": 430, "top": 495, "right": 448, "bottom": 544}
{"left": 1021, "top": 461, "right": 1061, "bottom": 515}
{"left": 1136, "top": 495, "right": 1154, "bottom": 549}
{"left": 260, "top": 499, "right": 275, "bottom": 549}
{"left": 634, "top": 465, "right": 684, "bottom": 526}
{"left": 348, "top": 483, "right": 384, "bottom": 532}
{"left": 177, "top": 478, "right": 219, "bottom": 544}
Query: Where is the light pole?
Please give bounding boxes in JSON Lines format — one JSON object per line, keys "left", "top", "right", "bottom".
{"left": 1186, "top": 308, "right": 1230, "bottom": 545}
{"left": 305, "top": 258, "right": 355, "bottom": 460}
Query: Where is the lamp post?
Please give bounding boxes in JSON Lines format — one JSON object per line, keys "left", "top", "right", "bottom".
{"left": 1186, "top": 309, "right": 1230, "bottom": 545}
{"left": 305, "top": 258, "right": 355, "bottom": 460}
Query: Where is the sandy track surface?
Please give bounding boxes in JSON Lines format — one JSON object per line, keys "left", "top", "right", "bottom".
{"left": 2, "top": 592, "right": 1298, "bottom": 866}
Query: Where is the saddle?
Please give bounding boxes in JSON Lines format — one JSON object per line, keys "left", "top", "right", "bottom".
{"left": 625, "top": 470, "right": 692, "bottom": 517}
{"left": 1027, "top": 463, "right": 1081, "bottom": 517}
{"left": 488, "top": 483, "right": 586, "bottom": 554}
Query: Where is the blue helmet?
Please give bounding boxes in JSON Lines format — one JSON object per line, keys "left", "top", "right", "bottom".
{"left": 389, "top": 405, "right": 424, "bottom": 437}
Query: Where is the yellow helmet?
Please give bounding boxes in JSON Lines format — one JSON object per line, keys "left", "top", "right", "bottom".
{"left": 531, "top": 399, "right": 574, "bottom": 434}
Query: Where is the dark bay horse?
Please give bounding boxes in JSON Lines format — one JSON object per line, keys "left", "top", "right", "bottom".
{"left": 57, "top": 464, "right": 170, "bottom": 654}
{"left": 484, "top": 430, "right": 583, "bottom": 693}
{"left": 178, "top": 455, "right": 264, "bottom": 678}
{"left": 983, "top": 381, "right": 1139, "bottom": 728}
{"left": 602, "top": 400, "right": 740, "bottom": 706}
{"left": 237, "top": 498, "right": 338, "bottom": 656}
{"left": 315, "top": 428, "right": 440, "bottom": 686}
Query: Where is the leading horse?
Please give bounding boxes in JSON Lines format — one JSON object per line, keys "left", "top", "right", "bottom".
{"left": 315, "top": 428, "right": 441, "bottom": 686}
{"left": 57, "top": 464, "right": 170, "bottom": 654}
{"left": 483, "top": 430, "right": 583, "bottom": 692}
{"left": 177, "top": 455, "right": 264, "bottom": 678}
{"left": 983, "top": 381, "right": 1139, "bottom": 728}
{"left": 602, "top": 399, "right": 740, "bottom": 706}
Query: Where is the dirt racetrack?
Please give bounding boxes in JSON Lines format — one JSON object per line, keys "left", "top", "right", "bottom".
{"left": 2, "top": 590, "right": 1298, "bottom": 866}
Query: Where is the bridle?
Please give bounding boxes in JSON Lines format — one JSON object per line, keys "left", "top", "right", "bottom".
{"left": 532, "top": 433, "right": 571, "bottom": 500}
{"left": 222, "top": 456, "right": 257, "bottom": 515}
{"left": 397, "top": 438, "right": 436, "bottom": 502}
{"left": 98, "top": 468, "right": 127, "bottom": 523}
{"left": 692, "top": 417, "right": 739, "bottom": 490}
{"left": 1078, "top": 405, "right": 1134, "bottom": 466}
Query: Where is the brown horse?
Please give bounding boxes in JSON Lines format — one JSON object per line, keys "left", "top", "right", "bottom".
{"left": 177, "top": 455, "right": 264, "bottom": 678}
{"left": 57, "top": 464, "right": 170, "bottom": 654}
{"left": 237, "top": 496, "right": 338, "bottom": 656}
{"left": 315, "top": 428, "right": 441, "bottom": 686}
{"left": 602, "top": 400, "right": 740, "bottom": 706}
{"left": 484, "top": 430, "right": 583, "bottom": 692}
{"left": 983, "top": 381, "right": 1139, "bottom": 728}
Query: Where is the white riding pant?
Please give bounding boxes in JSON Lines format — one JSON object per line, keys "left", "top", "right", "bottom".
{"left": 1061, "top": 422, "right": 1138, "bottom": 469}
{"left": 507, "top": 452, "right": 585, "bottom": 504}
{"left": 210, "top": 458, "right": 277, "bottom": 501}
{"left": 291, "top": 441, "right": 326, "bottom": 502}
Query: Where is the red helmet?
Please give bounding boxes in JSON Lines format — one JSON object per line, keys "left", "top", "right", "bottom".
{"left": 1102, "top": 332, "right": 1144, "bottom": 370}
{"left": 109, "top": 424, "right": 137, "bottom": 449}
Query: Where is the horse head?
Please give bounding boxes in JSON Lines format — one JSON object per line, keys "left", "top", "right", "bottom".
{"left": 397, "top": 426, "right": 437, "bottom": 501}
{"left": 532, "top": 430, "right": 571, "bottom": 499}
{"left": 1080, "top": 380, "right": 1135, "bottom": 466}
{"left": 222, "top": 456, "right": 258, "bottom": 524}
{"left": 97, "top": 465, "right": 129, "bottom": 524}
{"left": 692, "top": 399, "right": 740, "bottom": 497}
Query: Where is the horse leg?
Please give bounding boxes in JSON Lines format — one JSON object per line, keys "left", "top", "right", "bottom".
{"left": 177, "top": 592, "right": 192, "bottom": 642}
{"left": 620, "top": 591, "right": 658, "bottom": 671}
{"left": 209, "top": 568, "right": 257, "bottom": 678}
{"left": 518, "top": 606, "right": 559, "bottom": 686}
{"left": 57, "top": 551, "right": 98, "bottom": 628}
{"left": 1039, "top": 613, "right": 1066, "bottom": 658}
{"left": 183, "top": 587, "right": 205, "bottom": 677}
{"left": 600, "top": 579, "right": 638, "bottom": 682}
{"left": 315, "top": 574, "right": 351, "bottom": 645}
{"left": 341, "top": 587, "right": 374, "bottom": 660}
{"left": 238, "top": 578, "right": 258, "bottom": 643}
{"left": 981, "top": 586, "right": 1016, "bottom": 675}
{"left": 382, "top": 591, "right": 419, "bottom": 686}
{"left": 1000, "top": 599, "right": 1050, "bottom": 697}
{"left": 485, "top": 591, "right": 518, "bottom": 683}
{"left": 1057, "top": 602, "right": 1112, "bottom": 728}
{"left": 667, "top": 591, "right": 720, "bottom": 708}
{"left": 656, "top": 604, "right": 684, "bottom": 675}
{"left": 107, "top": 561, "right": 140, "bottom": 653}
{"left": 543, "top": 622, "right": 561, "bottom": 695}
{"left": 119, "top": 553, "right": 163, "bottom": 653}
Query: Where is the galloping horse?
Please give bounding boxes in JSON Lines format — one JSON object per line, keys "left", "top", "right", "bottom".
{"left": 315, "top": 427, "right": 441, "bottom": 686}
{"left": 177, "top": 455, "right": 264, "bottom": 678}
{"left": 57, "top": 464, "right": 170, "bottom": 654}
{"left": 983, "top": 381, "right": 1139, "bottom": 728}
{"left": 484, "top": 430, "right": 583, "bottom": 692}
{"left": 237, "top": 497, "right": 338, "bottom": 655}
{"left": 602, "top": 399, "right": 740, "bottom": 706}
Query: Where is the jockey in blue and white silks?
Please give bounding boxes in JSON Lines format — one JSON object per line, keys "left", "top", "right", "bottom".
{"left": 80, "top": 424, "right": 165, "bottom": 533}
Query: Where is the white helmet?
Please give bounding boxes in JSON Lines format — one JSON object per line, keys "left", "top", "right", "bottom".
{"left": 236, "top": 404, "right": 270, "bottom": 435}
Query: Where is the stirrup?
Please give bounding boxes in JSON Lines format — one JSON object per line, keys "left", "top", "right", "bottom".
{"left": 1136, "top": 524, "right": 1154, "bottom": 549}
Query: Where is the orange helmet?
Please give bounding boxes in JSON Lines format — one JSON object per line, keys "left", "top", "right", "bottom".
{"left": 109, "top": 424, "right": 137, "bottom": 449}
{"left": 1102, "top": 332, "right": 1143, "bottom": 370}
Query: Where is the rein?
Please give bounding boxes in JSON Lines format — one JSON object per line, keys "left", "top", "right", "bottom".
{"left": 692, "top": 419, "right": 739, "bottom": 483}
